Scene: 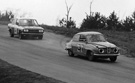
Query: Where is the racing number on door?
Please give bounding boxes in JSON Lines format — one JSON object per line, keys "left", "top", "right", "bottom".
{"left": 77, "top": 44, "right": 83, "bottom": 52}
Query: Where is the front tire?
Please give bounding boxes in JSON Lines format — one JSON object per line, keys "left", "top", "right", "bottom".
{"left": 38, "top": 35, "right": 43, "bottom": 40}
{"left": 19, "top": 34, "right": 24, "bottom": 39}
{"left": 10, "top": 32, "right": 14, "bottom": 37}
{"left": 68, "top": 50, "right": 74, "bottom": 57}
{"left": 9, "top": 29, "right": 14, "bottom": 37}
{"left": 87, "top": 51, "right": 96, "bottom": 61}
{"left": 110, "top": 56, "right": 117, "bottom": 62}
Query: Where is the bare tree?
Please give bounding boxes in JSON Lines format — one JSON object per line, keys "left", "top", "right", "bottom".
{"left": 90, "top": 0, "right": 94, "bottom": 16}
{"left": 65, "top": 0, "right": 73, "bottom": 28}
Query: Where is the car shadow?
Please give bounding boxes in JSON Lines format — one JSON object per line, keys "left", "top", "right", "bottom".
{"left": 74, "top": 56, "right": 118, "bottom": 64}
{"left": 14, "top": 35, "right": 43, "bottom": 40}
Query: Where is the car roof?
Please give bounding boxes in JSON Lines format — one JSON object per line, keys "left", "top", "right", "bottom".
{"left": 77, "top": 31, "right": 102, "bottom": 35}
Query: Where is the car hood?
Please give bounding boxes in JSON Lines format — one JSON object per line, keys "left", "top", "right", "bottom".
{"left": 89, "top": 42, "right": 116, "bottom": 48}
{"left": 23, "top": 26, "right": 43, "bottom": 29}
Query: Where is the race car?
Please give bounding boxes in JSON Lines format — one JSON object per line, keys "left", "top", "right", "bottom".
{"left": 8, "top": 18, "right": 44, "bottom": 39}
{"left": 65, "top": 31, "right": 120, "bottom": 62}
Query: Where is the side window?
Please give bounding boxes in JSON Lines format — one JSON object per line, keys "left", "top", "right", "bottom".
{"left": 79, "top": 35, "right": 86, "bottom": 42}
{"left": 72, "top": 34, "right": 80, "bottom": 42}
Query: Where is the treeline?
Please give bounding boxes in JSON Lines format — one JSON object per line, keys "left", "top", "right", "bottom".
{"left": 1, "top": 10, "right": 135, "bottom": 31}
{"left": 81, "top": 11, "right": 135, "bottom": 31}
{"left": 59, "top": 11, "right": 135, "bottom": 32}
{"left": 0, "top": 11, "right": 14, "bottom": 21}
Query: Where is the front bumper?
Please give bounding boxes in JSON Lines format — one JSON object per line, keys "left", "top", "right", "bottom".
{"left": 22, "top": 33, "right": 44, "bottom": 35}
{"left": 94, "top": 53, "right": 120, "bottom": 57}
{"left": 21, "top": 33, "right": 44, "bottom": 37}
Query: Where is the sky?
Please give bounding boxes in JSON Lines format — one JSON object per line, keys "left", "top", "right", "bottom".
{"left": 0, "top": 0, "right": 135, "bottom": 27}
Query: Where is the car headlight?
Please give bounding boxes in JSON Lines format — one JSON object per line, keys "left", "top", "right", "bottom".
{"left": 23, "top": 29, "right": 29, "bottom": 32}
{"left": 39, "top": 30, "right": 44, "bottom": 32}
{"left": 113, "top": 48, "right": 119, "bottom": 53}
{"left": 99, "top": 48, "right": 105, "bottom": 53}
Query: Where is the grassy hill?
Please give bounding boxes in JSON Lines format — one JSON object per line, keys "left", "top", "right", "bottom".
{"left": 41, "top": 25, "right": 135, "bottom": 57}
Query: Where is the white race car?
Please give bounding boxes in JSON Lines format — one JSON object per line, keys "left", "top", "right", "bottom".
{"left": 8, "top": 18, "right": 44, "bottom": 39}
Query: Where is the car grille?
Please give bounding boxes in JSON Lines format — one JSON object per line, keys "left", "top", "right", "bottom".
{"left": 23, "top": 29, "right": 43, "bottom": 33}
{"left": 99, "top": 48, "right": 118, "bottom": 54}
{"left": 29, "top": 29, "right": 39, "bottom": 33}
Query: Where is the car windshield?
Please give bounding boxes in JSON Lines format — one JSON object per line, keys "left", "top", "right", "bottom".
{"left": 87, "top": 34, "right": 106, "bottom": 43}
{"left": 18, "top": 19, "right": 38, "bottom": 26}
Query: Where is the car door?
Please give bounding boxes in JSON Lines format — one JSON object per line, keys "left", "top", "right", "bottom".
{"left": 71, "top": 34, "right": 80, "bottom": 54}
{"left": 11, "top": 19, "right": 18, "bottom": 35}
{"left": 14, "top": 19, "right": 20, "bottom": 35}
{"left": 9, "top": 19, "right": 17, "bottom": 35}
{"left": 77, "top": 35, "right": 87, "bottom": 56}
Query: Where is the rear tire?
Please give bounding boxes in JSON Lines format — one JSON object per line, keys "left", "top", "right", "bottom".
{"left": 68, "top": 50, "right": 74, "bottom": 57}
{"left": 110, "top": 56, "right": 117, "bottom": 62}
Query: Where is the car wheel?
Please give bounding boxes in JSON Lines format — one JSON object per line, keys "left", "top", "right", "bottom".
{"left": 68, "top": 50, "right": 74, "bottom": 57}
{"left": 9, "top": 30, "right": 14, "bottom": 37}
{"left": 19, "top": 34, "right": 24, "bottom": 39}
{"left": 38, "top": 35, "right": 43, "bottom": 40}
{"left": 110, "top": 56, "right": 117, "bottom": 62}
{"left": 87, "top": 51, "right": 96, "bottom": 61}
{"left": 10, "top": 32, "right": 14, "bottom": 37}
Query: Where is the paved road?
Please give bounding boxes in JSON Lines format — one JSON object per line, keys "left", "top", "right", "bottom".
{"left": 0, "top": 25, "right": 135, "bottom": 83}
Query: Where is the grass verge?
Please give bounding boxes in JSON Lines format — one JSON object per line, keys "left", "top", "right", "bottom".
{"left": 0, "top": 21, "right": 9, "bottom": 25}
{"left": 0, "top": 59, "right": 66, "bottom": 83}
{"left": 41, "top": 25, "right": 135, "bottom": 57}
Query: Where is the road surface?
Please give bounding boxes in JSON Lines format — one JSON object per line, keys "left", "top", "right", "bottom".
{"left": 0, "top": 25, "right": 135, "bottom": 83}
